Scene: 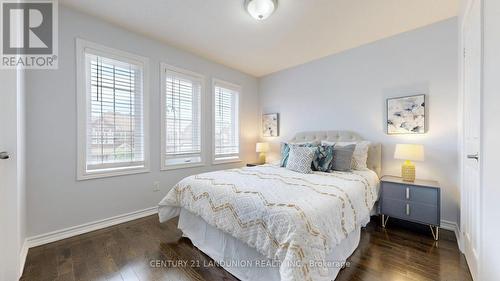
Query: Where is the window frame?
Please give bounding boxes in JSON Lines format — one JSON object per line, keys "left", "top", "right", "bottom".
{"left": 160, "top": 63, "right": 206, "bottom": 170}
{"left": 212, "top": 78, "right": 242, "bottom": 165}
{"left": 76, "top": 38, "right": 150, "bottom": 180}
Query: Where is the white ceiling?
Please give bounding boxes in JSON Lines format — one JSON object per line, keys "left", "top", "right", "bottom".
{"left": 60, "top": 0, "right": 459, "bottom": 77}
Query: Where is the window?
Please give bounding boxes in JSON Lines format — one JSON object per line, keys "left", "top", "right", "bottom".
{"left": 213, "top": 79, "right": 240, "bottom": 163}
{"left": 161, "top": 64, "right": 204, "bottom": 169}
{"left": 76, "top": 39, "right": 149, "bottom": 180}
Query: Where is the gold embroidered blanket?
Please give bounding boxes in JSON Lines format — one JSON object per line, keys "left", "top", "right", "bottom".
{"left": 158, "top": 165, "right": 379, "bottom": 281}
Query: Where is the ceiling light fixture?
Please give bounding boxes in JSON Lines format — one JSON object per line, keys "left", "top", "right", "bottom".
{"left": 245, "top": 0, "right": 277, "bottom": 21}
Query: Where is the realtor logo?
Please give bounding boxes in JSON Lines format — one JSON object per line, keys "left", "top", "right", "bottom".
{"left": 1, "top": 0, "right": 58, "bottom": 69}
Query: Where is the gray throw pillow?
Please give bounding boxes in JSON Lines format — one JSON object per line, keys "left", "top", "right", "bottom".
{"left": 286, "top": 145, "right": 316, "bottom": 174}
{"left": 330, "top": 144, "right": 356, "bottom": 172}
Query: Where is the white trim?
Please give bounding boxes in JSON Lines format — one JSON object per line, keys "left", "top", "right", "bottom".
{"left": 160, "top": 62, "right": 206, "bottom": 171}
{"left": 213, "top": 78, "right": 241, "bottom": 92}
{"left": 162, "top": 63, "right": 205, "bottom": 81}
{"left": 77, "top": 167, "right": 150, "bottom": 180}
{"left": 441, "top": 219, "right": 463, "bottom": 252}
{"left": 212, "top": 78, "right": 242, "bottom": 164}
{"left": 161, "top": 163, "right": 205, "bottom": 171}
{"left": 212, "top": 157, "right": 243, "bottom": 165}
{"left": 458, "top": 5, "right": 466, "bottom": 259}
{"left": 459, "top": 2, "right": 483, "bottom": 279}
{"left": 75, "top": 38, "right": 150, "bottom": 181}
{"left": 19, "top": 240, "right": 29, "bottom": 278}
{"left": 25, "top": 207, "right": 158, "bottom": 249}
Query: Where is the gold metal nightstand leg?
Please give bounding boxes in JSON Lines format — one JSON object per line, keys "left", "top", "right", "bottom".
{"left": 430, "top": 225, "right": 439, "bottom": 240}
{"left": 381, "top": 214, "right": 389, "bottom": 228}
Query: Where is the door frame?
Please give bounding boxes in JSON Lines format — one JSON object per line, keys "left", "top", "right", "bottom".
{"left": 459, "top": 0, "right": 483, "bottom": 280}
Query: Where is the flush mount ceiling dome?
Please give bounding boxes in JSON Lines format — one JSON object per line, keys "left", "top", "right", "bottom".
{"left": 245, "top": 0, "right": 277, "bottom": 21}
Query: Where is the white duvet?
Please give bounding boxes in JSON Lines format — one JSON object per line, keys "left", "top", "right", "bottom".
{"left": 158, "top": 165, "right": 379, "bottom": 281}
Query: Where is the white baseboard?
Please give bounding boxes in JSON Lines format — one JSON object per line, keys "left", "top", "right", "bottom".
{"left": 19, "top": 240, "right": 29, "bottom": 278}
{"left": 441, "top": 219, "right": 463, "bottom": 251}
{"left": 25, "top": 206, "right": 158, "bottom": 249}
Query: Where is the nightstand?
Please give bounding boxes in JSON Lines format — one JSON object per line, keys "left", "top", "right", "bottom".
{"left": 380, "top": 176, "right": 441, "bottom": 240}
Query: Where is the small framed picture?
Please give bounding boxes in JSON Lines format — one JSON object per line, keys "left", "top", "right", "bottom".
{"left": 387, "top": 94, "right": 426, "bottom": 134}
{"left": 262, "top": 113, "right": 279, "bottom": 137}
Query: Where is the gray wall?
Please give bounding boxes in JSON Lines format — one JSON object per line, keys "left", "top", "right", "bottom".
{"left": 25, "top": 8, "right": 461, "bottom": 237}
{"left": 259, "top": 18, "right": 459, "bottom": 224}
{"left": 25, "top": 7, "right": 260, "bottom": 236}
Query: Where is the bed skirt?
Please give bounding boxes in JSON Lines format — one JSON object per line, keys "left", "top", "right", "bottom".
{"left": 178, "top": 209, "right": 366, "bottom": 281}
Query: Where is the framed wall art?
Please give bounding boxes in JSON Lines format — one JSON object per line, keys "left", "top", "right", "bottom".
{"left": 262, "top": 113, "right": 279, "bottom": 137}
{"left": 387, "top": 94, "right": 426, "bottom": 134}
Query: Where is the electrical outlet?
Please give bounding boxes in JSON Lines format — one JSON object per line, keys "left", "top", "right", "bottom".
{"left": 153, "top": 181, "right": 161, "bottom": 192}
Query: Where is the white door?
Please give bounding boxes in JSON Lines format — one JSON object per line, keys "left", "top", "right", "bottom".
{"left": 0, "top": 70, "right": 22, "bottom": 281}
{"left": 461, "top": 0, "right": 482, "bottom": 279}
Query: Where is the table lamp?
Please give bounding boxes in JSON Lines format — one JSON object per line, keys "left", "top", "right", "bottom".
{"left": 394, "top": 144, "right": 424, "bottom": 182}
{"left": 256, "top": 142, "right": 269, "bottom": 164}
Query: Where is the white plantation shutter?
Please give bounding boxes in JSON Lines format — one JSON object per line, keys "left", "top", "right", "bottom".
{"left": 162, "top": 67, "right": 203, "bottom": 167}
{"left": 214, "top": 81, "right": 240, "bottom": 161}
{"left": 84, "top": 50, "right": 146, "bottom": 173}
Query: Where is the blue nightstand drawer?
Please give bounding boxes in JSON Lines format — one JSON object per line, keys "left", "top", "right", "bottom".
{"left": 382, "top": 182, "right": 407, "bottom": 199}
{"left": 409, "top": 186, "right": 438, "bottom": 205}
{"left": 381, "top": 198, "right": 439, "bottom": 225}
{"left": 382, "top": 182, "right": 438, "bottom": 205}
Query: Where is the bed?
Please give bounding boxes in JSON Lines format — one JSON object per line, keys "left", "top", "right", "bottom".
{"left": 158, "top": 131, "right": 382, "bottom": 281}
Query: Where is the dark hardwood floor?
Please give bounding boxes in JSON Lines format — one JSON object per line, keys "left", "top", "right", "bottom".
{"left": 20, "top": 215, "right": 472, "bottom": 281}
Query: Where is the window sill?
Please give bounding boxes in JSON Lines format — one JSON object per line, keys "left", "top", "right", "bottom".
{"left": 77, "top": 167, "right": 150, "bottom": 181}
{"left": 212, "top": 158, "right": 242, "bottom": 165}
{"left": 161, "top": 162, "right": 205, "bottom": 171}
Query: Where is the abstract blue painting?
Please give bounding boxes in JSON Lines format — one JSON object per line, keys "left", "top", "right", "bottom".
{"left": 387, "top": 95, "right": 426, "bottom": 134}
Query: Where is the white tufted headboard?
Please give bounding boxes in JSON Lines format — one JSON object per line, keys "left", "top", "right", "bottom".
{"left": 288, "top": 130, "right": 382, "bottom": 177}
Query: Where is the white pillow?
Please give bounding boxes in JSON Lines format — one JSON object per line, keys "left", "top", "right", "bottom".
{"left": 321, "top": 140, "right": 371, "bottom": 170}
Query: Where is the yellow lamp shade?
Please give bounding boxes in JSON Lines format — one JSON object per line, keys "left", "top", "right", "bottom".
{"left": 256, "top": 142, "right": 269, "bottom": 153}
{"left": 394, "top": 144, "right": 424, "bottom": 162}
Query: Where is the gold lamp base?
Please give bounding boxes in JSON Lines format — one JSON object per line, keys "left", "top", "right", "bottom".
{"left": 258, "top": 153, "right": 266, "bottom": 164}
{"left": 401, "top": 160, "right": 416, "bottom": 182}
